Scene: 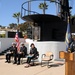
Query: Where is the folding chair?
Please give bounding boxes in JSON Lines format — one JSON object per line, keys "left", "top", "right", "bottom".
{"left": 41, "top": 51, "right": 53, "bottom": 67}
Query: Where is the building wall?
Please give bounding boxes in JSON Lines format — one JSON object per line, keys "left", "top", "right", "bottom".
{"left": 0, "top": 38, "right": 66, "bottom": 61}
{"left": 38, "top": 21, "right": 67, "bottom": 41}
{"left": 0, "top": 38, "right": 25, "bottom": 52}
{"left": 24, "top": 41, "right": 66, "bottom": 61}
{"left": 34, "top": 41, "right": 66, "bottom": 61}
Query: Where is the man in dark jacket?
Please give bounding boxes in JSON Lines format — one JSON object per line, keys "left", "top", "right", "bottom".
{"left": 5, "top": 42, "right": 17, "bottom": 63}
{"left": 70, "top": 38, "right": 75, "bottom": 52}
{"left": 17, "top": 43, "right": 27, "bottom": 65}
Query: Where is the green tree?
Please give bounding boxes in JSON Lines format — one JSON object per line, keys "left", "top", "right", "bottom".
{"left": 39, "top": 1, "right": 48, "bottom": 14}
{"left": 9, "top": 23, "right": 17, "bottom": 29}
{"left": 18, "top": 22, "right": 34, "bottom": 37}
{"left": 1, "top": 26, "right": 5, "bottom": 29}
{"left": 18, "top": 22, "right": 34, "bottom": 32}
{"left": 0, "top": 25, "right": 2, "bottom": 27}
{"left": 13, "top": 12, "right": 20, "bottom": 25}
{"left": 18, "top": 23, "right": 28, "bottom": 32}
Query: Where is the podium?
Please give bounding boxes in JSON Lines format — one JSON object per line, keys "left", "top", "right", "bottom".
{"left": 59, "top": 51, "right": 75, "bottom": 75}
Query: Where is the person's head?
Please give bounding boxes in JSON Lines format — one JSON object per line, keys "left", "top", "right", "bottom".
{"left": 21, "top": 43, "right": 24, "bottom": 47}
{"left": 30, "top": 43, "right": 35, "bottom": 48}
{"left": 21, "top": 42, "right": 25, "bottom": 47}
{"left": 12, "top": 42, "right": 16, "bottom": 47}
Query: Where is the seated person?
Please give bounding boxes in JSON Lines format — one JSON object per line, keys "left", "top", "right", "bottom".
{"left": 17, "top": 43, "right": 27, "bottom": 65}
{"left": 5, "top": 42, "right": 17, "bottom": 63}
{"left": 70, "top": 38, "right": 75, "bottom": 52}
{"left": 25, "top": 43, "right": 38, "bottom": 68}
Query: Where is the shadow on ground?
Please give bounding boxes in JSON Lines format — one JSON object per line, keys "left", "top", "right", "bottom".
{"left": 41, "top": 62, "right": 64, "bottom": 68}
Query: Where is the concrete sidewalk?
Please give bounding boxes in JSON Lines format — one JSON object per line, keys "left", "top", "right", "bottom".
{"left": 0, "top": 55, "right": 65, "bottom": 75}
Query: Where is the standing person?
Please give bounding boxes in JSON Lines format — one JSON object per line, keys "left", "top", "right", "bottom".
{"left": 70, "top": 38, "right": 75, "bottom": 52}
{"left": 25, "top": 43, "right": 38, "bottom": 68}
{"left": 5, "top": 42, "right": 17, "bottom": 63}
{"left": 17, "top": 43, "right": 27, "bottom": 65}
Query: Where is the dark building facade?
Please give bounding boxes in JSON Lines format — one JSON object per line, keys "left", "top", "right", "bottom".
{"left": 21, "top": 0, "right": 72, "bottom": 41}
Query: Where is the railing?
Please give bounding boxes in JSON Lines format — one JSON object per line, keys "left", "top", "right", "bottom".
{"left": 21, "top": 1, "right": 40, "bottom": 17}
{"left": 21, "top": 0, "right": 57, "bottom": 18}
{"left": 21, "top": 0, "right": 39, "bottom": 18}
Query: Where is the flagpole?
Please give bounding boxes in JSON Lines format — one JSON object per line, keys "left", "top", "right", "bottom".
{"left": 68, "top": 16, "right": 71, "bottom": 53}
{"left": 67, "top": 16, "right": 71, "bottom": 24}
{"left": 65, "top": 16, "right": 72, "bottom": 52}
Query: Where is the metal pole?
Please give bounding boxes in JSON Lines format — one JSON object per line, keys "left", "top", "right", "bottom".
{"left": 28, "top": 0, "right": 31, "bottom": 15}
{"left": 55, "top": 0, "right": 59, "bottom": 15}
{"left": 44, "top": 0, "right": 46, "bottom": 14}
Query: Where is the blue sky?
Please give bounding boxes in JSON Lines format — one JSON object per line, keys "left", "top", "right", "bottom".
{"left": 0, "top": 0, "right": 75, "bottom": 26}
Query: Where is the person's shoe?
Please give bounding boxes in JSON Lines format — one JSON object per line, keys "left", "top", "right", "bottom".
{"left": 8, "top": 61, "right": 11, "bottom": 63}
{"left": 5, "top": 61, "right": 8, "bottom": 63}
{"left": 17, "top": 63, "right": 20, "bottom": 65}
{"left": 24, "top": 64, "right": 30, "bottom": 68}
{"left": 13, "top": 62, "right": 17, "bottom": 64}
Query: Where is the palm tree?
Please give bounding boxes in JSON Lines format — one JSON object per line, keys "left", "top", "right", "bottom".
{"left": 39, "top": 1, "right": 48, "bottom": 14}
{"left": 13, "top": 12, "right": 20, "bottom": 25}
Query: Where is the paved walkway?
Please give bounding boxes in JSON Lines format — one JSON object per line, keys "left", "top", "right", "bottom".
{"left": 0, "top": 55, "right": 65, "bottom": 75}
